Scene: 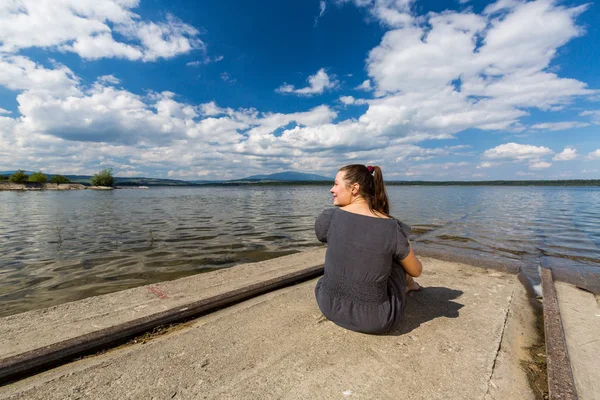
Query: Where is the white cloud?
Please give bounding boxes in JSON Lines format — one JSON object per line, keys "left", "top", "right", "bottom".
{"left": 586, "top": 150, "right": 600, "bottom": 160}
{"left": 0, "top": 108, "right": 11, "bottom": 115}
{"left": 483, "top": 0, "right": 523, "bottom": 15}
{"left": 355, "top": 79, "right": 372, "bottom": 91}
{"left": 580, "top": 110, "right": 600, "bottom": 125}
{"left": 516, "top": 171, "right": 538, "bottom": 177}
{"left": 553, "top": 147, "right": 577, "bottom": 161}
{"left": 60, "top": 33, "right": 144, "bottom": 61}
{"left": 16, "top": 87, "right": 192, "bottom": 144}
{"left": 0, "top": 55, "right": 80, "bottom": 96}
{"left": 186, "top": 56, "right": 223, "bottom": 67}
{"left": 337, "top": 0, "right": 414, "bottom": 27}
{"left": 167, "top": 169, "right": 211, "bottom": 178}
{"left": 339, "top": 96, "right": 356, "bottom": 105}
{"left": 362, "top": 0, "right": 596, "bottom": 136}
{"left": 367, "top": 13, "right": 487, "bottom": 95}
{"left": 339, "top": 96, "right": 368, "bottom": 105}
{"left": 315, "top": 1, "right": 327, "bottom": 26}
{"left": 1, "top": 0, "right": 598, "bottom": 180}
{"left": 220, "top": 72, "right": 237, "bottom": 84}
{"left": 0, "top": 1, "right": 203, "bottom": 61}
{"left": 97, "top": 75, "right": 121, "bottom": 85}
{"left": 320, "top": 1, "right": 328, "bottom": 17}
{"left": 115, "top": 170, "right": 143, "bottom": 177}
{"left": 477, "top": 161, "right": 496, "bottom": 169}
{"left": 530, "top": 121, "right": 589, "bottom": 131}
{"left": 483, "top": 143, "right": 553, "bottom": 160}
{"left": 529, "top": 161, "right": 551, "bottom": 170}
{"left": 276, "top": 68, "right": 339, "bottom": 96}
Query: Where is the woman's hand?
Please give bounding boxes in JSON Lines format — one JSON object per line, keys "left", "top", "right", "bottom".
{"left": 400, "top": 243, "right": 422, "bottom": 277}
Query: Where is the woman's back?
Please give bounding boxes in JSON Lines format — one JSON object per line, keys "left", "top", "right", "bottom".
{"left": 314, "top": 207, "right": 411, "bottom": 334}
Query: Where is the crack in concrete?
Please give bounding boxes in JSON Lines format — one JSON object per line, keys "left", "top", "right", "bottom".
{"left": 483, "top": 287, "right": 516, "bottom": 400}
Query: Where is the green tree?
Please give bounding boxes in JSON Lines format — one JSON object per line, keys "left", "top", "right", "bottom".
{"left": 28, "top": 171, "right": 48, "bottom": 183}
{"left": 91, "top": 168, "right": 115, "bottom": 187}
{"left": 0, "top": 175, "right": 8, "bottom": 181}
{"left": 9, "top": 170, "right": 29, "bottom": 184}
{"left": 50, "top": 175, "right": 71, "bottom": 184}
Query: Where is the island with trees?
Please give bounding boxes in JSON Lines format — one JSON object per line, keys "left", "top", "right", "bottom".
{"left": 0, "top": 169, "right": 115, "bottom": 191}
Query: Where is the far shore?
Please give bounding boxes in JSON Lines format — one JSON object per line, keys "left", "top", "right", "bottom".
{"left": 0, "top": 182, "right": 113, "bottom": 191}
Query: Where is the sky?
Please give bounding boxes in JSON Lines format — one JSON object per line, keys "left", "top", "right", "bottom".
{"left": 0, "top": 0, "right": 599, "bottom": 181}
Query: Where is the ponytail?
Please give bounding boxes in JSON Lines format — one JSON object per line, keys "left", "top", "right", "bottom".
{"left": 371, "top": 166, "right": 390, "bottom": 216}
{"left": 339, "top": 164, "right": 391, "bottom": 216}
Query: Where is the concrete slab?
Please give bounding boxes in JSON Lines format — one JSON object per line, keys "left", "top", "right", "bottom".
{"left": 0, "top": 257, "right": 537, "bottom": 400}
{"left": 485, "top": 280, "right": 540, "bottom": 400}
{"left": 556, "top": 281, "right": 600, "bottom": 400}
{"left": 0, "top": 249, "right": 327, "bottom": 360}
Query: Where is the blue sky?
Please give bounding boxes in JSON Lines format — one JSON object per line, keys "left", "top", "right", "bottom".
{"left": 0, "top": 0, "right": 599, "bottom": 180}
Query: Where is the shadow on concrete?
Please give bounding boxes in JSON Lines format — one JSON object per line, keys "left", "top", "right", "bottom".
{"left": 387, "top": 286, "right": 464, "bottom": 336}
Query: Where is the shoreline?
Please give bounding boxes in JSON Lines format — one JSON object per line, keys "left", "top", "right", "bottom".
{"left": 1, "top": 181, "right": 599, "bottom": 190}
{"left": 0, "top": 182, "right": 113, "bottom": 191}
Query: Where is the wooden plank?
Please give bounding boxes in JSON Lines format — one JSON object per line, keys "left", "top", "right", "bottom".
{"left": 0, "top": 265, "right": 323, "bottom": 384}
{"left": 541, "top": 268, "right": 578, "bottom": 400}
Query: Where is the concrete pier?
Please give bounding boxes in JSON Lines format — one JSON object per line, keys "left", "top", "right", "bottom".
{"left": 0, "top": 250, "right": 542, "bottom": 399}
{"left": 555, "top": 281, "right": 600, "bottom": 400}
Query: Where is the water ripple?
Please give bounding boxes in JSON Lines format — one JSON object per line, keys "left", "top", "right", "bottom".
{"left": 1, "top": 185, "right": 599, "bottom": 317}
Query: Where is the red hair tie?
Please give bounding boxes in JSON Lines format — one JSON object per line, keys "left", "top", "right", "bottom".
{"left": 367, "top": 165, "right": 374, "bottom": 174}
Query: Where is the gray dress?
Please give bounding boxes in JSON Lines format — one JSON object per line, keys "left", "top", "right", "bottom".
{"left": 314, "top": 207, "right": 412, "bottom": 334}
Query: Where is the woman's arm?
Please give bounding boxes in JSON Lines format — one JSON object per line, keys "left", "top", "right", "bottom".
{"left": 400, "top": 243, "right": 422, "bottom": 277}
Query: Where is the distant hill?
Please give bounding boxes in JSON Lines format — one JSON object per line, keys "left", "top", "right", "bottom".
{"left": 238, "top": 171, "right": 331, "bottom": 182}
{"left": 0, "top": 170, "right": 37, "bottom": 176}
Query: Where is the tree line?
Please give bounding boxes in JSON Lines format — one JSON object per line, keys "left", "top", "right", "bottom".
{"left": 0, "top": 169, "right": 115, "bottom": 187}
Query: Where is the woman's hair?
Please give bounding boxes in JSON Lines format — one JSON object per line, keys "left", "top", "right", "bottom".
{"left": 339, "top": 164, "right": 390, "bottom": 216}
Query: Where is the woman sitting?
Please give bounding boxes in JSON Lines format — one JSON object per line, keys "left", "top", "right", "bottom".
{"left": 314, "top": 164, "right": 422, "bottom": 334}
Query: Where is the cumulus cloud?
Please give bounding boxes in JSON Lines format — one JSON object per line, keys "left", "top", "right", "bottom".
{"left": 553, "top": 147, "right": 577, "bottom": 161}
{"left": 587, "top": 149, "right": 600, "bottom": 160}
{"left": 0, "top": 108, "right": 11, "bottom": 114}
{"left": 276, "top": 68, "right": 339, "bottom": 96}
{"left": 483, "top": 143, "right": 553, "bottom": 160}
{"left": 0, "top": 55, "right": 80, "bottom": 96}
{"left": 1, "top": 0, "right": 598, "bottom": 179}
{"left": 0, "top": 1, "right": 203, "bottom": 61}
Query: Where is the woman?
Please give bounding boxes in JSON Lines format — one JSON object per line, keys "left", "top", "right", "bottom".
{"left": 314, "top": 164, "right": 422, "bottom": 334}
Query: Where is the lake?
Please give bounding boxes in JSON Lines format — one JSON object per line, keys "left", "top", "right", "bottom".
{"left": 1, "top": 185, "right": 599, "bottom": 317}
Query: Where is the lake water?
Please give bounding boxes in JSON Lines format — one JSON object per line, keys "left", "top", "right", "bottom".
{"left": 1, "top": 185, "right": 599, "bottom": 317}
